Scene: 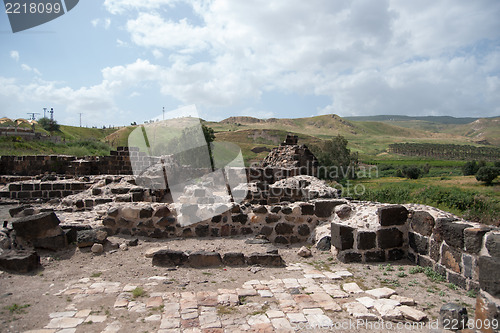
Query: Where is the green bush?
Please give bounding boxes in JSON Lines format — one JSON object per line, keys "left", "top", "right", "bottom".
{"left": 38, "top": 117, "right": 60, "bottom": 132}
{"left": 476, "top": 166, "right": 499, "bottom": 185}
{"left": 462, "top": 160, "right": 479, "bottom": 176}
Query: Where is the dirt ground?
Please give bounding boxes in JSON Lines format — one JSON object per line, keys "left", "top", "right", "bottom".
{"left": 0, "top": 204, "right": 477, "bottom": 333}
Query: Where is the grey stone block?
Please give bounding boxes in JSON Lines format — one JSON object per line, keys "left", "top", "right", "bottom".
{"left": 486, "top": 233, "right": 500, "bottom": 257}
{"left": 187, "top": 251, "right": 222, "bottom": 268}
{"left": 0, "top": 249, "right": 40, "bottom": 273}
{"left": 478, "top": 256, "right": 500, "bottom": 297}
{"left": 331, "top": 223, "right": 354, "bottom": 250}
{"left": 357, "top": 231, "right": 376, "bottom": 250}
{"left": 377, "top": 228, "right": 403, "bottom": 249}
{"left": 377, "top": 205, "right": 408, "bottom": 226}
{"left": 152, "top": 249, "right": 188, "bottom": 267}
{"left": 410, "top": 210, "right": 435, "bottom": 236}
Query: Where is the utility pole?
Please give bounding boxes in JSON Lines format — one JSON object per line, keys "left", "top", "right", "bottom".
{"left": 43, "top": 107, "right": 47, "bottom": 118}
{"left": 27, "top": 112, "right": 39, "bottom": 120}
{"left": 78, "top": 113, "right": 83, "bottom": 127}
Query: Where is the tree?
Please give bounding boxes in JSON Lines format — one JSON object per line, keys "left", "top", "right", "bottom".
{"left": 475, "top": 166, "right": 499, "bottom": 185}
{"left": 38, "top": 117, "right": 60, "bottom": 132}
{"left": 311, "top": 135, "right": 358, "bottom": 180}
{"left": 402, "top": 166, "right": 422, "bottom": 179}
{"left": 462, "top": 161, "right": 479, "bottom": 176}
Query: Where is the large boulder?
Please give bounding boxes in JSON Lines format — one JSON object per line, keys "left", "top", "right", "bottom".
{"left": 11, "top": 212, "right": 67, "bottom": 250}
{"left": 0, "top": 250, "right": 40, "bottom": 273}
{"left": 12, "top": 212, "right": 62, "bottom": 240}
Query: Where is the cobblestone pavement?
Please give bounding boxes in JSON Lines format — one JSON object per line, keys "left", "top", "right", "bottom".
{"left": 24, "top": 263, "right": 428, "bottom": 333}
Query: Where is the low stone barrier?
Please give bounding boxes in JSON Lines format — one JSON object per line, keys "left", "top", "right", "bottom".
{"left": 101, "top": 199, "right": 347, "bottom": 245}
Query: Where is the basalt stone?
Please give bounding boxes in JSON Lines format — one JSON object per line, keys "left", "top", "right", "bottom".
{"left": 195, "top": 225, "right": 209, "bottom": 237}
{"left": 154, "top": 206, "right": 171, "bottom": 218}
{"left": 434, "top": 263, "right": 447, "bottom": 277}
{"left": 430, "top": 238, "right": 442, "bottom": 262}
{"left": 210, "top": 228, "right": 219, "bottom": 237}
{"left": 76, "top": 230, "right": 98, "bottom": 248}
{"left": 270, "top": 206, "right": 281, "bottom": 213}
{"left": 246, "top": 253, "right": 284, "bottom": 267}
{"left": 388, "top": 248, "right": 406, "bottom": 261}
{"left": 331, "top": 223, "right": 354, "bottom": 250}
{"left": 152, "top": 249, "right": 188, "bottom": 267}
{"left": 297, "top": 224, "right": 310, "bottom": 236}
{"left": 439, "top": 303, "right": 468, "bottom": 331}
{"left": 241, "top": 227, "right": 253, "bottom": 235}
{"left": 275, "top": 223, "right": 294, "bottom": 235}
{"left": 338, "top": 251, "right": 362, "bottom": 263}
{"left": 253, "top": 205, "right": 268, "bottom": 214}
{"left": 107, "top": 207, "right": 119, "bottom": 217}
{"left": 265, "top": 214, "right": 280, "bottom": 224}
{"left": 32, "top": 233, "right": 67, "bottom": 251}
{"left": 464, "top": 227, "right": 490, "bottom": 254}
{"left": 314, "top": 200, "right": 343, "bottom": 218}
{"left": 417, "top": 255, "right": 434, "bottom": 268}
{"left": 441, "top": 243, "right": 462, "bottom": 274}
{"left": 155, "top": 217, "right": 176, "bottom": 228}
{"left": 211, "top": 215, "right": 222, "bottom": 223}
{"left": 9, "top": 205, "right": 28, "bottom": 217}
{"left": 222, "top": 252, "right": 246, "bottom": 266}
{"left": 409, "top": 232, "right": 429, "bottom": 255}
{"left": 435, "top": 218, "right": 471, "bottom": 248}
{"left": 300, "top": 204, "right": 314, "bottom": 215}
{"left": 357, "top": 231, "right": 376, "bottom": 250}
{"left": 274, "top": 236, "right": 289, "bottom": 244}
{"left": 281, "top": 207, "right": 293, "bottom": 215}
{"left": 12, "top": 212, "right": 61, "bottom": 240}
{"left": 378, "top": 205, "right": 408, "bottom": 226}
{"left": 410, "top": 211, "right": 435, "bottom": 236}
{"left": 232, "top": 214, "right": 248, "bottom": 224}
{"left": 447, "top": 271, "right": 467, "bottom": 290}
{"left": 365, "top": 250, "right": 385, "bottom": 262}
{"left": 139, "top": 207, "right": 154, "bottom": 218}
{"left": 259, "top": 226, "right": 273, "bottom": 237}
{"left": 316, "top": 236, "right": 331, "bottom": 251}
{"left": 479, "top": 256, "right": 500, "bottom": 297}
{"left": 462, "top": 254, "right": 475, "bottom": 279}
{"left": 187, "top": 251, "right": 222, "bottom": 268}
{"left": 377, "top": 228, "right": 403, "bottom": 249}
{"left": 63, "top": 228, "right": 77, "bottom": 244}
{"left": 91, "top": 188, "right": 102, "bottom": 195}
{"left": 485, "top": 233, "right": 500, "bottom": 257}
{"left": 289, "top": 235, "right": 300, "bottom": 243}
{"left": 0, "top": 249, "right": 40, "bottom": 273}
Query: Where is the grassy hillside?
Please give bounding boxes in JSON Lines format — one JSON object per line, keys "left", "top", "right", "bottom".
{"left": 0, "top": 123, "right": 119, "bottom": 156}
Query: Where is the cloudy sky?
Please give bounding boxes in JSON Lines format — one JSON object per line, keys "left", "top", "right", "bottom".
{"left": 1, "top": 0, "right": 499, "bottom": 127}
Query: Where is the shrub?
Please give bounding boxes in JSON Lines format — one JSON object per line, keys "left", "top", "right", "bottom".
{"left": 462, "top": 161, "right": 479, "bottom": 176}
{"left": 476, "top": 166, "right": 499, "bottom": 185}
{"left": 402, "top": 166, "right": 422, "bottom": 179}
{"left": 38, "top": 117, "right": 60, "bottom": 132}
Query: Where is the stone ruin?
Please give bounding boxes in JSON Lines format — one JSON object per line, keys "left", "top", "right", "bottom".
{"left": 260, "top": 134, "right": 318, "bottom": 174}
{"left": 0, "top": 144, "right": 499, "bottom": 328}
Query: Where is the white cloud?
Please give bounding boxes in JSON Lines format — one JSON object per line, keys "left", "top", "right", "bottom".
{"left": 104, "top": 0, "right": 179, "bottom": 15}
{"left": 152, "top": 49, "right": 163, "bottom": 59}
{"left": 10, "top": 50, "right": 19, "bottom": 62}
{"left": 21, "top": 64, "right": 42, "bottom": 76}
{"left": 91, "top": 18, "right": 111, "bottom": 29}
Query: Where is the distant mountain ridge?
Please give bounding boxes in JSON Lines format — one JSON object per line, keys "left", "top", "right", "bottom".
{"left": 343, "top": 115, "right": 499, "bottom": 124}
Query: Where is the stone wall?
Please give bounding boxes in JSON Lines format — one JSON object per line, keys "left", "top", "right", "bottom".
{"left": 329, "top": 203, "right": 500, "bottom": 295}
{"left": 331, "top": 205, "right": 409, "bottom": 263}
{"left": 101, "top": 199, "right": 347, "bottom": 245}
{"left": 0, "top": 180, "right": 92, "bottom": 200}
{"left": 407, "top": 212, "right": 499, "bottom": 295}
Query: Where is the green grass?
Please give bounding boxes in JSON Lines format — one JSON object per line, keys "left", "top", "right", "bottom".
{"left": 0, "top": 137, "right": 112, "bottom": 156}
{"left": 351, "top": 176, "right": 500, "bottom": 225}
{"left": 5, "top": 303, "right": 30, "bottom": 314}
{"left": 132, "top": 287, "right": 146, "bottom": 299}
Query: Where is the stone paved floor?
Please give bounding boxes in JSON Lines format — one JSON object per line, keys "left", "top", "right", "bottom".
{"left": 24, "top": 263, "right": 428, "bottom": 333}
